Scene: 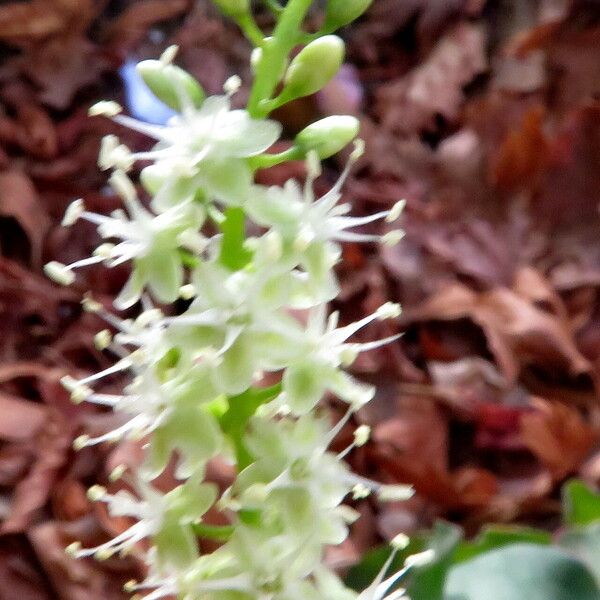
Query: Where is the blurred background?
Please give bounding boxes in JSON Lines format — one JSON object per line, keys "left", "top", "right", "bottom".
{"left": 0, "top": 0, "right": 599, "bottom": 597}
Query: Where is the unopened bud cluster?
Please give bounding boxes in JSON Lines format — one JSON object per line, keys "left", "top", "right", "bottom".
{"left": 45, "top": 2, "right": 429, "bottom": 599}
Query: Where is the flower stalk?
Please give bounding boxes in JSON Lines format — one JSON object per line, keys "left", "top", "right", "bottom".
{"left": 46, "top": 1, "right": 425, "bottom": 598}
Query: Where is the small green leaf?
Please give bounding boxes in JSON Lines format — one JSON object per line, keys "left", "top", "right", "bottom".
{"left": 454, "top": 526, "right": 551, "bottom": 563}
{"left": 346, "top": 521, "right": 461, "bottom": 600}
{"left": 559, "top": 522, "right": 600, "bottom": 586}
{"left": 445, "top": 544, "right": 600, "bottom": 600}
{"left": 409, "top": 522, "right": 462, "bottom": 600}
{"left": 563, "top": 480, "right": 600, "bottom": 527}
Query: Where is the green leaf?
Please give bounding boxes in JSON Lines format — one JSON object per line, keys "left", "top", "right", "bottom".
{"left": 219, "top": 206, "right": 253, "bottom": 271}
{"left": 409, "top": 522, "right": 462, "bottom": 600}
{"left": 559, "top": 522, "right": 600, "bottom": 585}
{"left": 563, "top": 480, "right": 600, "bottom": 527}
{"left": 454, "top": 526, "right": 551, "bottom": 563}
{"left": 346, "top": 545, "right": 405, "bottom": 592}
{"left": 345, "top": 521, "right": 461, "bottom": 600}
{"left": 445, "top": 544, "right": 600, "bottom": 600}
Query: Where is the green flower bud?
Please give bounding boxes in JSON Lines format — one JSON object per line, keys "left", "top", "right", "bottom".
{"left": 211, "top": 0, "right": 249, "bottom": 18}
{"left": 136, "top": 60, "right": 205, "bottom": 111}
{"left": 280, "top": 36, "right": 345, "bottom": 102}
{"left": 295, "top": 115, "right": 359, "bottom": 158}
{"left": 324, "top": 0, "right": 372, "bottom": 30}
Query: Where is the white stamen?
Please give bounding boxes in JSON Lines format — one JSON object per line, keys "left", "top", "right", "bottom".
{"left": 89, "top": 101, "right": 123, "bottom": 117}
{"left": 386, "top": 200, "right": 406, "bottom": 223}
{"left": 160, "top": 45, "right": 179, "bottom": 65}
{"left": 382, "top": 230, "right": 405, "bottom": 247}
{"left": 376, "top": 302, "right": 402, "bottom": 320}
{"left": 354, "top": 424, "right": 371, "bottom": 447}
{"left": 179, "top": 284, "right": 196, "bottom": 300}
{"left": 62, "top": 199, "right": 85, "bottom": 226}
{"left": 94, "top": 329, "right": 112, "bottom": 351}
{"left": 223, "top": 75, "right": 242, "bottom": 96}
{"left": 377, "top": 485, "right": 414, "bottom": 502}
{"left": 405, "top": 549, "right": 435, "bottom": 568}
{"left": 391, "top": 533, "right": 410, "bottom": 550}
{"left": 44, "top": 261, "right": 75, "bottom": 286}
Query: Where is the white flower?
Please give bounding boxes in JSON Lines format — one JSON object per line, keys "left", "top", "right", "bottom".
{"left": 104, "top": 93, "right": 281, "bottom": 205}
{"left": 68, "top": 475, "right": 216, "bottom": 570}
{"left": 163, "top": 260, "right": 305, "bottom": 395}
{"left": 245, "top": 151, "right": 405, "bottom": 298}
{"left": 65, "top": 305, "right": 223, "bottom": 476}
{"left": 54, "top": 171, "right": 205, "bottom": 308}
{"left": 279, "top": 302, "right": 401, "bottom": 413}
{"left": 246, "top": 150, "right": 405, "bottom": 250}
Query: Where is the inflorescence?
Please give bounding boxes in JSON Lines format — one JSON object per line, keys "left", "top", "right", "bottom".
{"left": 46, "top": 1, "right": 433, "bottom": 598}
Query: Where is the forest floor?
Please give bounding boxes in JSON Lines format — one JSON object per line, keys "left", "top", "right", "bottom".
{"left": 0, "top": 0, "right": 599, "bottom": 597}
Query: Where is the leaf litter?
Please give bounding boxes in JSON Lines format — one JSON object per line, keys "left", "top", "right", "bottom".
{"left": 0, "top": 0, "right": 599, "bottom": 595}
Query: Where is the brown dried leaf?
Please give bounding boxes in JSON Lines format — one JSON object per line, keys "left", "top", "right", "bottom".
{"left": 402, "top": 275, "right": 590, "bottom": 383}
{"left": 2, "top": 413, "right": 73, "bottom": 533}
{"left": 0, "top": 171, "right": 51, "bottom": 267}
{"left": 492, "top": 105, "right": 548, "bottom": 191}
{"left": 29, "top": 521, "right": 132, "bottom": 600}
{"left": 0, "top": 393, "right": 46, "bottom": 441}
{"left": 376, "top": 22, "right": 487, "bottom": 134}
{"left": 0, "top": 536, "right": 52, "bottom": 600}
{"left": 0, "top": 2, "right": 65, "bottom": 43}
{"left": 520, "top": 397, "right": 598, "bottom": 479}
{"left": 103, "top": 0, "right": 191, "bottom": 52}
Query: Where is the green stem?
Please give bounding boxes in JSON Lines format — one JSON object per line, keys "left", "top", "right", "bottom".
{"left": 236, "top": 13, "right": 265, "bottom": 46}
{"left": 248, "top": 146, "right": 304, "bottom": 170}
{"left": 192, "top": 523, "right": 235, "bottom": 541}
{"left": 248, "top": 0, "right": 314, "bottom": 118}
{"left": 262, "top": 0, "right": 283, "bottom": 15}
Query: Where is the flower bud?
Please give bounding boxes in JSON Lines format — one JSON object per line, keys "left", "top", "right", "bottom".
{"left": 295, "top": 115, "right": 359, "bottom": 158}
{"left": 211, "top": 0, "right": 249, "bottom": 17}
{"left": 281, "top": 36, "right": 345, "bottom": 102}
{"left": 136, "top": 60, "right": 205, "bottom": 111}
{"left": 324, "top": 0, "right": 372, "bottom": 30}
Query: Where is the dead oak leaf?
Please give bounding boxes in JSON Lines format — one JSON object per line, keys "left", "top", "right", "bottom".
{"left": 0, "top": 171, "right": 51, "bottom": 268}
{"left": 376, "top": 22, "right": 487, "bottom": 134}
{"left": 520, "top": 397, "right": 598, "bottom": 479}
{"left": 2, "top": 412, "right": 73, "bottom": 533}
{"left": 401, "top": 276, "right": 590, "bottom": 383}
{"left": 0, "top": 392, "right": 46, "bottom": 442}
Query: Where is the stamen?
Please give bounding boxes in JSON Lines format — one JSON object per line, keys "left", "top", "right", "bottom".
{"left": 160, "top": 45, "right": 179, "bottom": 66}
{"left": 94, "top": 329, "right": 113, "bottom": 350}
{"left": 44, "top": 261, "right": 75, "bottom": 286}
{"left": 179, "top": 284, "right": 196, "bottom": 300}
{"left": 224, "top": 75, "right": 242, "bottom": 96}
{"left": 62, "top": 199, "right": 85, "bottom": 226}
{"left": 382, "top": 230, "right": 405, "bottom": 247}
{"left": 386, "top": 200, "right": 406, "bottom": 223}
{"left": 89, "top": 101, "right": 123, "bottom": 117}
{"left": 375, "top": 302, "right": 402, "bottom": 320}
